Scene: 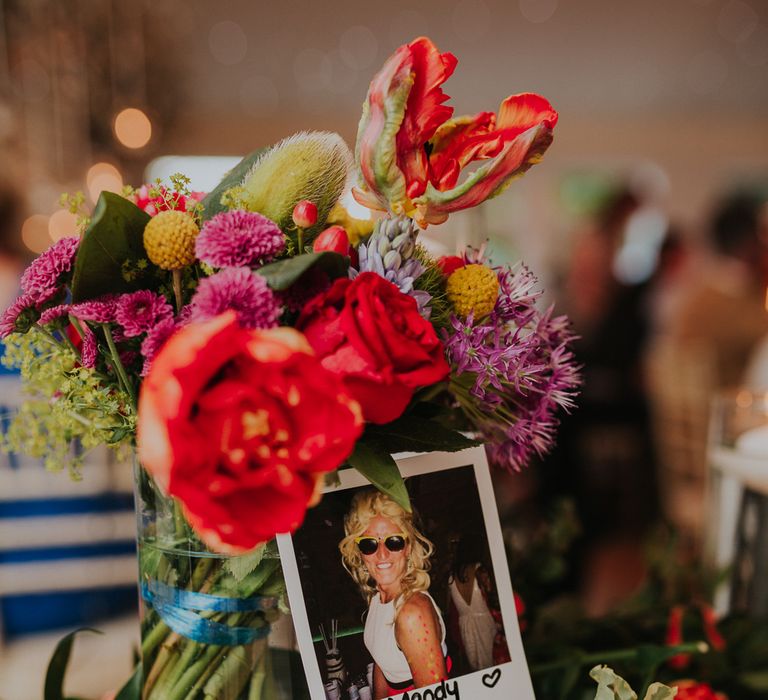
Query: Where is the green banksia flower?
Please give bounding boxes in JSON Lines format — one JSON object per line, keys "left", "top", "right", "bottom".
{"left": 240, "top": 131, "right": 352, "bottom": 242}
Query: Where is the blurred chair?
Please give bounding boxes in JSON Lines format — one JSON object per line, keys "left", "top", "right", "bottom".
{"left": 645, "top": 336, "right": 714, "bottom": 547}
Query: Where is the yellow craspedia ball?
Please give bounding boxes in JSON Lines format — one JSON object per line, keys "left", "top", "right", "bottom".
{"left": 143, "top": 210, "right": 199, "bottom": 270}
{"left": 446, "top": 264, "right": 499, "bottom": 319}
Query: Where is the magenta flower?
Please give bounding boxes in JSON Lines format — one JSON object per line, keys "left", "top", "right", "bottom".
{"left": 187, "top": 267, "right": 281, "bottom": 330}
{"left": 80, "top": 326, "right": 98, "bottom": 368}
{"left": 20, "top": 237, "right": 80, "bottom": 301}
{"left": 38, "top": 304, "right": 71, "bottom": 326}
{"left": 140, "top": 317, "right": 178, "bottom": 376}
{"left": 70, "top": 295, "right": 118, "bottom": 324}
{"left": 196, "top": 210, "right": 285, "bottom": 268}
{"left": 0, "top": 294, "right": 36, "bottom": 338}
{"left": 114, "top": 290, "right": 173, "bottom": 337}
{"left": 1, "top": 287, "right": 61, "bottom": 338}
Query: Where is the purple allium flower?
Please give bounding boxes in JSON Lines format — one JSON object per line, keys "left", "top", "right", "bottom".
{"left": 70, "top": 295, "right": 118, "bottom": 324}
{"left": 20, "top": 237, "right": 80, "bottom": 301}
{"left": 0, "top": 294, "right": 37, "bottom": 338}
{"left": 80, "top": 326, "right": 98, "bottom": 368}
{"left": 187, "top": 267, "right": 281, "bottom": 330}
{"left": 114, "top": 290, "right": 173, "bottom": 337}
{"left": 443, "top": 263, "right": 581, "bottom": 471}
{"left": 38, "top": 304, "right": 71, "bottom": 326}
{"left": 196, "top": 210, "right": 285, "bottom": 268}
{"left": 140, "top": 317, "right": 177, "bottom": 376}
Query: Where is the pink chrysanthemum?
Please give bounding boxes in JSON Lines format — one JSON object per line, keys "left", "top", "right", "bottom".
{"left": 80, "top": 326, "right": 98, "bottom": 368}
{"left": 140, "top": 317, "right": 178, "bottom": 376}
{"left": 0, "top": 294, "right": 36, "bottom": 338}
{"left": 38, "top": 304, "right": 71, "bottom": 326}
{"left": 187, "top": 267, "right": 281, "bottom": 329}
{"left": 114, "top": 290, "right": 173, "bottom": 337}
{"left": 70, "top": 295, "right": 118, "bottom": 324}
{"left": 196, "top": 210, "right": 285, "bottom": 268}
{"left": 20, "top": 237, "right": 80, "bottom": 301}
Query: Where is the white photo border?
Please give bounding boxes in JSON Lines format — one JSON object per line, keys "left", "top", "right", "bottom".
{"left": 277, "top": 445, "right": 535, "bottom": 700}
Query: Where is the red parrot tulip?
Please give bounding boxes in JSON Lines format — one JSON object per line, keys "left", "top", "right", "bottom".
{"left": 353, "top": 36, "right": 558, "bottom": 227}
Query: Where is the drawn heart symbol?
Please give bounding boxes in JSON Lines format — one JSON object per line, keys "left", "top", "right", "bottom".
{"left": 482, "top": 667, "right": 501, "bottom": 688}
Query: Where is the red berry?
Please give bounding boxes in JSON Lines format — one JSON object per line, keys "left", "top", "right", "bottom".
{"left": 292, "top": 200, "right": 318, "bottom": 228}
{"left": 313, "top": 226, "right": 350, "bottom": 256}
{"left": 437, "top": 255, "right": 466, "bottom": 276}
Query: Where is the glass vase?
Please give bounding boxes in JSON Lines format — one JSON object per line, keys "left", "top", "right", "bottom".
{"left": 133, "top": 460, "right": 309, "bottom": 700}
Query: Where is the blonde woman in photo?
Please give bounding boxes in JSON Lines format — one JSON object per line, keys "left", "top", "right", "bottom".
{"left": 339, "top": 490, "right": 450, "bottom": 699}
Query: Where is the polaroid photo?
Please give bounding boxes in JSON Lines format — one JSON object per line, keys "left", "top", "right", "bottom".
{"left": 277, "top": 446, "right": 535, "bottom": 700}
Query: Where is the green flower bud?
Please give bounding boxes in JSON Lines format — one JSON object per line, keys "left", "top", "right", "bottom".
{"left": 240, "top": 131, "right": 352, "bottom": 239}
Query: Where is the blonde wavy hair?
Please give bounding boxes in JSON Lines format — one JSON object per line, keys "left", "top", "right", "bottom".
{"left": 339, "top": 489, "right": 434, "bottom": 613}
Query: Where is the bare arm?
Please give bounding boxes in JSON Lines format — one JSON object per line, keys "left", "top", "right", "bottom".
{"left": 372, "top": 663, "right": 388, "bottom": 700}
{"left": 395, "top": 593, "right": 447, "bottom": 689}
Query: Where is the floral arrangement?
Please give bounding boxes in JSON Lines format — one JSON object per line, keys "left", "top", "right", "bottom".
{"left": 2, "top": 36, "right": 580, "bottom": 699}
{"left": 2, "top": 35, "right": 577, "bottom": 553}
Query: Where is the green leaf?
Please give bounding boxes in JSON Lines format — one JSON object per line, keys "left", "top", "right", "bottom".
{"left": 363, "top": 416, "right": 481, "bottom": 455}
{"left": 346, "top": 442, "right": 411, "bottom": 512}
{"left": 70, "top": 192, "right": 155, "bottom": 303}
{"left": 44, "top": 628, "right": 102, "bottom": 700}
{"left": 115, "top": 663, "right": 142, "bottom": 700}
{"left": 256, "top": 251, "right": 348, "bottom": 291}
{"left": 200, "top": 148, "right": 266, "bottom": 221}
{"left": 225, "top": 542, "right": 266, "bottom": 582}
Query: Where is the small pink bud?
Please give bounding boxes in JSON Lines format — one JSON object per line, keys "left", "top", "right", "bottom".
{"left": 292, "top": 200, "right": 318, "bottom": 228}
{"left": 313, "top": 226, "right": 350, "bottom": 256}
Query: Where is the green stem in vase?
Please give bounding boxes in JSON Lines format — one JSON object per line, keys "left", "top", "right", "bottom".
{"left": 158, "top": 638, "right": 201, "bottom": 695}
{"left": 203, "top": 638, "right": 266, "bottom": 700}
{"left": 144, "top": 632, "right": 182, "bottom": 695}
{"left": 248, "top": 645, "right": 272, "bottom": 700}
{"left": 179, "top": 646, "right": 229, "bottom": 700}
{"left": 141, "top": 617, "right": 171, "bottom": 659}
{"left": 151, "top": 645, "right": 183, "bottom": 699}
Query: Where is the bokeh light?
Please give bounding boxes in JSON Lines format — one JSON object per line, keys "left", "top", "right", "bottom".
{"left": 519, "top": 0, "right": 558, "bottom": 24}
{"left": 717, "top": 0, "right": 759, "bottom": 43}
{"left": 208, "top": 20, "right": 247, "bottom": 65}
{"left": 339, "top": 26, "right": 378, "bottom": 70}
{"left": 113, "top": 108, "right": 152, "bottom": 149}
{"left": 21, "top": 215, "right": 51, "bottom": 253}
{"left": 293, "top": 49, "right": 332, "bottom": 92}
{"left": 86, "top": 162, "right": 124, "bottom": 202}
{"left": 740, "top": 24, "right": 768, "bottom": 65}
{"left": 327, "top": 50, "right": 358, "bottom": 95}
{"left": 48, "top": 209, "right": 78, "bottom": 241}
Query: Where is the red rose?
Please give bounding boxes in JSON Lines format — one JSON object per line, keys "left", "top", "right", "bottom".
{"left": 296, "top": 271, "right": 450, "bottom": 424}
{"left": 137, "top": 312, "right": 363, "bottom": 553}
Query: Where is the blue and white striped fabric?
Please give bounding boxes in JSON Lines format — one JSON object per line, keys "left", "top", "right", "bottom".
{"left": 0, "top": 372, "right": 138, "bottom": 639}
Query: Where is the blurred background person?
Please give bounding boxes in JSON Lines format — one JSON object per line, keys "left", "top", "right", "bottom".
{"left": 646, "top": 192, "right": 768, "bottom": 550}
{"left": 544, "top": 185, "right": 661, "bottom": 613}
